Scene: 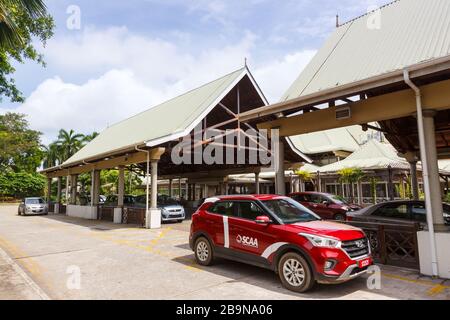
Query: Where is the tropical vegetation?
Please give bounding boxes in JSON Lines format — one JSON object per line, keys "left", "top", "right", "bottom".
{"left": 337, "top": 167, "right": 365, "bottom": 203}
{"left": 1, "top": 0, "right": 54, "bottom": 102}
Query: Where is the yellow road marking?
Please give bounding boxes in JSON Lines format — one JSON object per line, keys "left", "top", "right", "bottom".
{"left": 0, "top": 235, "right": 55, "bottom": 296}
{"left": 382, "top": 272, "right": 450, "bottom": 296}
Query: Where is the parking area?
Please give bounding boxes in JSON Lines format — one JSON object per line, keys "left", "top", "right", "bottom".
{"left": 0, "top": 205, "right": 449, "bottom": 300}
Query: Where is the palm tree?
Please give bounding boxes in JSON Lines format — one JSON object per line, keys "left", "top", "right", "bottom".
{"left": 83, "top": 131, "right": 99, "bottom": 143}
{"left": 56, "top": 129, "right": 85, "bottom": 162}
{"left": 41, "top": 142, "right": 61, "bottom": 169}
{"left": 337, "top": 167, "right": 365, "bottom": 202}
{"left": 0, "top": 0, "right": 47, "bottom": 49}
{"left": 295, "top": 170, "right": 313, "bottom": 192}
{"left": 56, "top": 129, "right": 84, "bottom": 204}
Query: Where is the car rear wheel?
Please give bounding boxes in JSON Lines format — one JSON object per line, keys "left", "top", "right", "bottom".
{"left": 278, "top": 252, "right": 315, "bottom": 293}
{"left": 334, "top": 213, "right": 346, "bottom": 221}
{"left": 194, "top": 237, "right": 214, "bottom": 266}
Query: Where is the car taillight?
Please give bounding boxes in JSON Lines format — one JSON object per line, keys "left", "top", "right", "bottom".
{"left": 346, "top": 215, "right": 353, "bottom": 221}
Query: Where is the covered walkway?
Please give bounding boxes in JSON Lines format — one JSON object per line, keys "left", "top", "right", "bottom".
{"left": 42, "top": 67, "right": 308, "bottom": 228}
{"left": 240, "top": 0, "right": 450, "bottom": 278}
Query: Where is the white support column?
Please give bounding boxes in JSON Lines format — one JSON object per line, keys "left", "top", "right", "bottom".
{"left": 115, "top": 166, "right": 125, "bottom": 224}
{"left": 255, "top": 172, "right": 260, "bottom": 194}
{"left": 275, "top": 140, "right": 286, "bottom": 195}
{"left": 91, "top": 170, "right": 100, "bottom": 219}
{"left": 146, "top": 159, "right": 161, "bottom": 229}
{"left": 316, "top": 171, "right": 322, "bottom": 193}
{"left": 70, "top": 174, "right": 78, "bottom": 205}
{"left": 117, "top": 166, "right": 125, "bottom": 207}
{"left": 55, "top": 176, "right": 62, "bottom": 214}
{"left": 357, "top": 181, "right": 363, "bottom": 205}
{"left": 47, "top": 177, "right": 52, "bottom": 205}
{"left": 422, "top": 111, "right": 446, "bottom": 228}
{"left": 65, "top": 175, "right": 69, "bottom": 205}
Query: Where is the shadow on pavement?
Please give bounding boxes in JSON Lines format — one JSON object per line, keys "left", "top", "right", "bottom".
{"left": 171, "top": 252, "right": 379, "bottom": 299}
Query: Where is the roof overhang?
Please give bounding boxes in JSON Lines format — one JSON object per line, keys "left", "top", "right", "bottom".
{"left": 240, "top": 55, "right": 450, "bottom": 123}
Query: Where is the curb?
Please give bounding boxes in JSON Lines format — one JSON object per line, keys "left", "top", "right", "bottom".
{"left": 0, "top": 245, "right": 51, "bottom": 300}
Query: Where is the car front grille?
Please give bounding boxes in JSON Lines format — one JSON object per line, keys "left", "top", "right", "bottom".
{"left": 341, "top": 237, "right": 370, "bottom": 259}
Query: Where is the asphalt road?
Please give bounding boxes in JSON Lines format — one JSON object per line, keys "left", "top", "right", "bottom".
{"left": 0, "top": 205, "right": 449, "bottom": 300}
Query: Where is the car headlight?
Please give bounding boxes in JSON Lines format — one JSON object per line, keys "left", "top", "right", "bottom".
{"left": 26, "top": 206, "right": 32, "bottom": 210}
{"left": 299, "top": 233, "right": 341, "bottom": 248}
{"left": 341, "top": 206, "right": 349, "bottom": 211}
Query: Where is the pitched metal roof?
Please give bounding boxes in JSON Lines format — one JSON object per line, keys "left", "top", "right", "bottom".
{"left": 63, "top": 67, "right": 262, "bottom": 166}
{"left": 288, "top": 126, "right": 361, "bottom": 155}
{"left": 282, "top": 0, "right": 450, "bottom": 101}
{"left": 318, "top": 139, "right": 411, "bottom": 172}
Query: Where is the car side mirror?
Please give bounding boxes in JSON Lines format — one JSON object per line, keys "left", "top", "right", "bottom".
{"left": 255, "top": 216, "right": 272, "bottom": 225}
{"left": 322, "top": 200, "right": 329, "bottom": 205}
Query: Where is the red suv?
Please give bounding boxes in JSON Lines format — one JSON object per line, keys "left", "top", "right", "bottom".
{"left": 189, "top": 195, "right": 372, "bottom": 293}
{"left": 289, "top": 192, "right": 361, "bottom": 221}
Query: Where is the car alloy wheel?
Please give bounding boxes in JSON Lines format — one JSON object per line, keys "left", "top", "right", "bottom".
{"left": 334, "top": 214, "right": 345, "bottom": 221}
{"left": 197, "top": 241, "right": 209, "bottom": 262}
{"left": 283, "top": 258, "right": 305, "bottom": 286}
{"left": 278, "top": 252, "right": 315, "bottom": 293}
{"left": 194, "top": 237, "right": 214, "bottom": 266}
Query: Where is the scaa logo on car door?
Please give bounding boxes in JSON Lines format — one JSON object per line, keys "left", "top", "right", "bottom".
{"left": 236, "top": 234, "right": 258, "bottom": 248}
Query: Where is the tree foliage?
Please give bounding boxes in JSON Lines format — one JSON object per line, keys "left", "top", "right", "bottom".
{"left": 0, "top": 112, "right": 43, "bottom": 172}
{"left": 0, "top": 0, "right": 54, "bottom": 102}
{"left": 0, "top": 170, "right": 46, "bottom": 199}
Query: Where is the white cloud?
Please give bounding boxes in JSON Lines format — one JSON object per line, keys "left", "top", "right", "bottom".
{"left": 254, "top": 50, "right": 316, "bottom": 103}
{"left": 4, "top": 26, "right": 314, "bottom": 144}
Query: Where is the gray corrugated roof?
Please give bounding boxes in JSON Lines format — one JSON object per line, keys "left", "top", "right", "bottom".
{"left": 63, "top": 67, "right": 251, "bottom": 166}
{"left": 282, "top": 0, "right": 450, "bottom": 101}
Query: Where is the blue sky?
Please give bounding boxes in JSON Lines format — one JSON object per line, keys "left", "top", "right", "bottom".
{"left": 1, "top": 0, "right": 390, "bottom": 143}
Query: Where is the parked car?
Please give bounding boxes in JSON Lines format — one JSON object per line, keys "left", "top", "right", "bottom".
{"left": 288, "top": 192, "right": 361, "bottom": 221}
{"left": 347, "top": 200, "right": 450, "bottom": 227}
{"left": 134, "top": 195, "right": 185, "bottom": 223}
{"left": 18, "top": 197, "right": 48, "bottom": 216}
{"left": 104, "top": 194, "right": 136, "bottom": 206}
{"left": 189, "top": 195, "right": 373, "bottom": 293}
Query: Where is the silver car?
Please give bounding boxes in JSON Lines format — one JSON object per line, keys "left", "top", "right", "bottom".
{"left": 134, "top": 195, "right": 185, "bottom": 222}
{"left": 18, "top": 197, "right": 49, "bottom": 216}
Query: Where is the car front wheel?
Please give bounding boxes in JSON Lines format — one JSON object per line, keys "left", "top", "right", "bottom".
{"left": 278, "top": 252, "right": 315, "bottom": 293}
{"left": 194, "top": 237, "right": 214, "bottom": 266}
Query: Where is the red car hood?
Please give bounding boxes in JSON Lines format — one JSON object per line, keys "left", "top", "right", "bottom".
{"left": 286, "top": 220, "right": 365, "bottom": 241}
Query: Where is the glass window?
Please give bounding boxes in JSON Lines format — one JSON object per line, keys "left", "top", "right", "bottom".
{"left": 411, "top": 203, "right": 426, "bottom": 222}
{"left": 292, "top": 194, "right": 308, "bottom": 202}
{"left": 376, "top": 183, "right": 387, "bottom": 198}
{"left": 25, "top": 198, "right": 44, "bottom": 204}
{"left": 309, "top": 194, "right": 323, "bottom": 204}
{"left": 362, "top": 183, "right": 371, "bottom": 198}
{"left": 237, "top": 201, "right": 265, "bottom": 221}
{"left": 209, "top": 201, "right": 236, "bottom": 217}
{"left": 374, "top": 204, "right": 409, "bottom": 219}
{"left": 261, "top": 198, "right": 320, "bottom": 224}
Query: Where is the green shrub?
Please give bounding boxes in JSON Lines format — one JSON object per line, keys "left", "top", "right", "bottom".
{"left": 0, "top": 171, "right": 46, "bottom": 200}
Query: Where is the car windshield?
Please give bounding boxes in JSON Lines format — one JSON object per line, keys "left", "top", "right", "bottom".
{"left": 158, "top": 197, "right": 179, "bottom": 206}
{"left": 25, "top": 198, "right": 44, "bottom": 204}
{"left": 261, "top": 198, "right": 320, "bottom": 224}
{"left": 329, "top": 195, "right": 348, "bottom": 205}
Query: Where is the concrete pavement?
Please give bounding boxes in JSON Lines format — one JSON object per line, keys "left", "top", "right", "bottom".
{"left": 0, "top": 205, "right": 449, "bottom": 300}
